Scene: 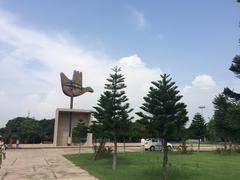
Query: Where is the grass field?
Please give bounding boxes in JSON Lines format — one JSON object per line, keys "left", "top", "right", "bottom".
{"left": 65, "top": 152, "right": 240, "bottom": 180}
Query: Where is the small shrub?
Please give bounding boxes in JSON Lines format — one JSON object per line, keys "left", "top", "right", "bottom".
{"left": 98, "top": 146, "right": 113, "bottom": 159}
{"left": 216, "top": 144, "right": 240, "bottom": 154}
{"left": 233, "top": 144, "right": 240, "bottom": 153}
{"left": 177, "top": 143, "right": 193, "bottom": 154}
{"left": 216, "top": 147, "right": 225, "bottom": 154}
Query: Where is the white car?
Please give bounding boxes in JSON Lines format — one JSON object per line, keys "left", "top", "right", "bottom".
{"left": 144, "top": 138, "right": 173, "bottom": 151}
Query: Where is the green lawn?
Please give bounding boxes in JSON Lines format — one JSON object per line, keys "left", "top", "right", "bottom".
{"left": 65, "top": 152, "right": 240, "bottom": 180}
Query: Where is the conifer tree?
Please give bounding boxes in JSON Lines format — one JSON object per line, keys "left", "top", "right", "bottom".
{"left": 224, "top": 0, "right": 240, "bottom": 99}
{"left": 224, "top": 55, "right": 240, "bottom": 100}
{"left": 213, "top": 93, "right": 231, "bottom": 148}
{"left": 72, "top": 120, "right": 88, "bottom": 154}
{"left": 72, "top": 120, "right": 88, "bottom": 144}
{"left": 137, "top": 74, "right": 188, "bottom": 180}
{"left": 189, "top": 113, "right": 206, "bottom": 151}
{"left": 92, "top": 66, "right": 133, "bottom": 170}
{"left": 213, "top": 93, "right": 240, "bottom": 149}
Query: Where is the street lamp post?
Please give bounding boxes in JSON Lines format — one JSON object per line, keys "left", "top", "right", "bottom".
{"left": 198, "top": 106, "right": 206, "bottom": 143}
{"left": 198, "top": 106, "right": 205, "bottom": 115}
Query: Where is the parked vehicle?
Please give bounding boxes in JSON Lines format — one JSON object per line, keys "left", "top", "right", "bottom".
{"left": 144, "top": 138, "right": 173, "bottom": 151}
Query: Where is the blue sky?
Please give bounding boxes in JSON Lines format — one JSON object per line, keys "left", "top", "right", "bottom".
{"left": 1, "top": 0, "right": 239, "bottom": 83}
{"left": 0, "top": 0, "right": 239, "bottom": 126}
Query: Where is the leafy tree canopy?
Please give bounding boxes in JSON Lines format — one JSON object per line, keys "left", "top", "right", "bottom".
{"left": 0, "top": 117, "right": 54, "bottom": 143}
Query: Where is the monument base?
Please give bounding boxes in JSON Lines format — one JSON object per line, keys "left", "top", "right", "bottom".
{"left": 53, "top": 108, "right": 93, "bottom": 146}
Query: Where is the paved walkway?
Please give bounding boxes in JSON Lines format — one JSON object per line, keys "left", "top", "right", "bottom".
{"left": 0, "top": 148, "right": 97, "bottom": 180}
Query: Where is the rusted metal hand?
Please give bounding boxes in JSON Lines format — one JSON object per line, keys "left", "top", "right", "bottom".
{"left": 60, "top": 71, "right": 93, "bottom": 97}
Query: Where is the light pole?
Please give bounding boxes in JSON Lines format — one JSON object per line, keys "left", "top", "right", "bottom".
{"left": 198, "top": 106, "right": 206, "bottom": 143}
{"left": 198, "top": 106, "right": 205, "bottom": 116}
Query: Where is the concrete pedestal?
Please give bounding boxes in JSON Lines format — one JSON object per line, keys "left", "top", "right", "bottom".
{"left": 53, "top": 108, "right": 93, "bottom": 146}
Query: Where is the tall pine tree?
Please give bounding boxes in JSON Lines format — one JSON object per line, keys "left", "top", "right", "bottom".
{"left": 137, "top": 74, "right": 188, "bottom": 180}
{"left": 213, "top": 93, "right": 240, "bottom": 149}
{"left": 92, "top": 66, "right": 133, "bottom": 170}
{"left": 189, "top": 113, "right": 206, "bottom": 152}
{"left": 224, "top": 55, "right": 240, "bottom": 100}
{"left": 224, "top": 0, "right": 240, "bottom": 99}
{"left": 213, "top": 93, "right": 231, "bottom": 148}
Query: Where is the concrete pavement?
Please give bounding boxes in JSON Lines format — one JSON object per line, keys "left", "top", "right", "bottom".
{"left": 0, "top": 148, "right": 97, "bottom": 180}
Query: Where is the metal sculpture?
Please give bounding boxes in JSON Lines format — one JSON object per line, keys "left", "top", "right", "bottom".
{"left": 60, "top": 71, "right": 93, "bottom": 97}
{"left": 60, "top": 70, "right": 93, "bottom": 144}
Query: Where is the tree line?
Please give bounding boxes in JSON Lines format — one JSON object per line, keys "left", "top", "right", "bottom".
{"left": 0, "top": 117, "right": 54, "bottom": 144}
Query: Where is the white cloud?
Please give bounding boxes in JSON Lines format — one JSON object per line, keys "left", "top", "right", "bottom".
{"left": 192, "top": 75, "right": 216, "bottom": 90}
{"left": 182, "top": 85, "right": 192, "bottom": 94}
{"left": 182, "top": 74, "right": 216, "bottom": 95}
{"left": 0, "top": 9, "right": 237, "bottom": 128}
{"left": 179, "top": 74, "right": 240, "bottom": 124}
{"left": 119, "top": 54, "right": 145, "bottom": 68}
{"left": 129, "top": 7, "right": 147, "bottom": 29}
{"left": 0, "top": 10, "right": 161, "bottom": 127}
{"left": 181, "top": 87, "right": 217, "bottom": 126}
{"left": 180, "top": 74, "right": 217, "bottom": 123}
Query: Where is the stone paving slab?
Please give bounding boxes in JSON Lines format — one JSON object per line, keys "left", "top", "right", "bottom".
{"left": 0, "top": 149, "right": 98, "bottom": 180}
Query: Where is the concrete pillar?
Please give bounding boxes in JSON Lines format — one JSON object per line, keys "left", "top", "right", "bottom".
{"left": 53, "top": 108, "right": 93, "bottom": 146}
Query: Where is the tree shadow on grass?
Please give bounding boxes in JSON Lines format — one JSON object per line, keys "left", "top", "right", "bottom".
{"left": 135, "top": 163, "right": 194, "bottom": 180}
